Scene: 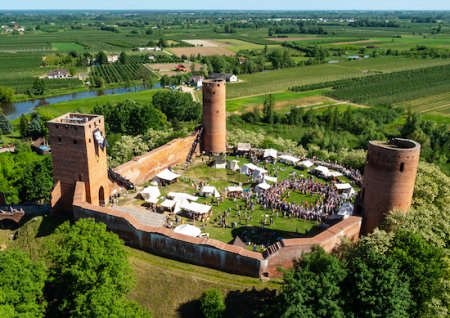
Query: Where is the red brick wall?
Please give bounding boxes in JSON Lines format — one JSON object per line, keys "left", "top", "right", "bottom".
{"left": 113, "top": 132, "right": 198, "bottom": 185}
{"left": 73, "top": 181, "right": 361, "bottom": 278}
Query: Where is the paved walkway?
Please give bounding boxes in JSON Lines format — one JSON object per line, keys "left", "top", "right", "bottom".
{"left": 112, "top": 206, "right": 166, "bottom": 228}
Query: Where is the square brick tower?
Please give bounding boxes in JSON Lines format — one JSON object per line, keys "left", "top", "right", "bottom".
{"left": 48, "top": 113, "right": 110, "bottom": 214}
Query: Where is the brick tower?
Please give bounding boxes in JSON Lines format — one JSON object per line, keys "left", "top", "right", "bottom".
{"left": 360, "top": 138, "right": 420, "bottom": 235}
{"left": 48, "top": 113, "right": 110, "bottom": 214}
{"left": 202, "top": 79, "right": 227, "bottom": 154}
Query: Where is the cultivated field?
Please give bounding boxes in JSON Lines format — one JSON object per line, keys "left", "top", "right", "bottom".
{"left": 182, "top": 39, "right": 220, "bottom": 47}
{"left": 169, "top": 46, "right": 235, "bottom": 57}
{"left": 395, "top": 91, "right": 450, "bottom": 120}
{"left": 51, "top": 42, "right": 85, "bottom": 51}
{"left": 227, "top": 57, "right": 450, "bottom": 99}
{"left": 146, "top": 62, "right": 205, "bottom": 76}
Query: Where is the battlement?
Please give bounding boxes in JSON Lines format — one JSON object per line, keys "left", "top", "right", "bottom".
{"left": 370, "top": 138, "right": 420, "bottom": 151}
{"left": 49, "top": 113, "right": 102, "bottom": 126}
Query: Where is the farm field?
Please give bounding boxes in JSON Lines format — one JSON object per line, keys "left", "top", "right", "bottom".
{"left": 51, "top": 42, "right": 85, "bottom": 51}
{"left": 168, "top": 46, "right": 235, "bottom": 57}
{"left": 227, "top": 57, "right": 450, "bottom": 99}
{"left": 213, "top": 38, "right": 277, "bottom": 52}
{"left": 227, "top": 89, "right": 332, "bottom": 113}
{"left": 395, "top": 91, "right": 450, "bottom": 121}
{"left": 146, "top": 62, "right": 205, "bottom": 76}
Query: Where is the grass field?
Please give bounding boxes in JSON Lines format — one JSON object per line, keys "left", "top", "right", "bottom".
{"left": 227, "top": 57, "right": 450, "bottom": 99}
{"left": 213, "top": 39, "right": 278, "bottom": 52}
{"left": 169, "top": 46, "right": 235, "bottom": 57}
{"left": 227, "top": 89, "right": 333, "bottom": 113}
{"left": 395, "top": 91, "right": 450, "bottom": 123}
{"left": 51, "top": 42, "right": 85, "bottom": 51}
{"left": 36, "top": 89, "right": 162, "bottom": 118}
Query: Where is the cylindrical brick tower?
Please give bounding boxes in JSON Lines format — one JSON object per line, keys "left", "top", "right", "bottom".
{"left": 361, "top": 138, "right": 421, "bottom": 235}
{"left": 202, "top": 79, "right": 227, "bottom": 154}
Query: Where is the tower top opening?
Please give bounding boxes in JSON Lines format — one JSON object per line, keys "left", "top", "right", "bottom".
{"left": 49, "top": 113, "right": 102, "bottom": 126}
{"left": 369, "top": 138, "right": 420, "bottom": 151}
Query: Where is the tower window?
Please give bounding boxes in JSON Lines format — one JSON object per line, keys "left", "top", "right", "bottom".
{"left": 400, "top": 162, "right": 405, "bottom": 172}
{"left": 55, "top": 125, "right": 59, "bottom": 129}
{"left": 58, "top": 138, "right": 62, "bottom": 143}
{"left": 73, "top": 140, "right": 78, "bottom": 145}
{"left": 89, "top": 139, "right": 92, "bottom": 143}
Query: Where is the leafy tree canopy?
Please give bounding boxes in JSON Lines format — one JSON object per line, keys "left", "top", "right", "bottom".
{"left": 152, "top": 90, "right": 201, "bottom": 122}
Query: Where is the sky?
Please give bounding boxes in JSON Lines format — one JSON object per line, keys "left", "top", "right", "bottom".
{"left": 2, "top": 1, "right": 450, "bottom": 11}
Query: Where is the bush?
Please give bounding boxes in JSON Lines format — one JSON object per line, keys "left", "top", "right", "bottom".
{"left": 199, "top": 289, "right": 225, "bottom": 318}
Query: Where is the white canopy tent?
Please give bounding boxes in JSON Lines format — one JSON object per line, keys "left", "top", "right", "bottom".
{"left": 240, "top": 163, "right": 268, "bottom": 176}
{"left": 154, "top": 169, "right": 181, "bottom": 185}
{"left": 338, "top": 202, "right": 354, "bottom": 216}
{"left": 300, "top": 160, "right": 314, "bottom": 168}
{"left": 255, "top": 182, "right": 271, "bottom": 192}
{"left": 200, "top": 186, "right": 221, "bottom": 198}
{"left": 237, "top": 143, "right": 251, "bottom": 152}
{"left": 263, "top": 148, "right": 278, "bottom": 159}
{"left": 330, "top": 171, "right": 344, "bottom": 177}
{"left": 229, "top": 160, "right": 240, "bottom": 171}
{"left": 160, "top": 197, "right": 189, "bottom": 213}
{"left": 226, "top": 186, "right": 243, "bottom": 193}
{"left": 335, "top": 183, "right": 352, "bottom": 191}
{"left": 279, "top": 154, "right": 300, "bottom": 165}
{"left": 138, "top": 186, "right": 161, "bottom": 203}
{"left": 264, "top": 175, "right": 278, "bottom": 183}
{"left": 314, "top": 165, "right": 330, "bottom": 177}
{"left": 174, "top": 224, "right": 202, "bottom": 237}
{"left": 167, "top": 192, "right": 198, "bottom": 202}
{"left": 182, "top": 202, "right": 212, "bottom": 215}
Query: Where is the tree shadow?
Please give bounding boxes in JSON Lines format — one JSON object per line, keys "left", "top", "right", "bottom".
{"left": 35, "top": 214, "right": 69, "bottom": 238}
{"left": 177, "top": 299, "right": 201, "bottom": 318}
{"left": 224, "top": 287, "right": 277, "bottom": 318}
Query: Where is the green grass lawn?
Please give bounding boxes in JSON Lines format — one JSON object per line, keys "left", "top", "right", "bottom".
{"left": 126, "top": 156, "right": 351, "bottom": 249}
{"left": 227, "top": 57, "right": 450, "bottom": 99}
{"left": 51, "top": 42, "right": 85, "bottom": 51}
{"left": 36, "top": 89, "right": 162, "bottom": 118}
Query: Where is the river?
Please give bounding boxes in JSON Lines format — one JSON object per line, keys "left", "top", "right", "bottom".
{"left": 1, "top": 83, "right": 161, "bottom": 120}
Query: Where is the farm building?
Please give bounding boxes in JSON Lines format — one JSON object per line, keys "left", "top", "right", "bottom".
{"left": 47, "top": 69, "right": 71, "bottom": 79}
{"left": 107, "top": 54, "right": 119, "bottom": 63}
{"left": 176, "top": 64, "right": 187, "bottom": 72}
{"left": 209, "top": 73, "right": 238, "bottom": 82}
{"left": 188, "top": 75, "right": 204, "bottom": 87}
{"left": 138, "top": 47, "right": 161, "bottom": 52}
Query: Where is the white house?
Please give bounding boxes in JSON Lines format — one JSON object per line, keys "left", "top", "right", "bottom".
{"left": 107, "top": 54, "right": 119, "bottom": 63}
{"left": 47, "top": 69, "right": 71, "bottom": 79}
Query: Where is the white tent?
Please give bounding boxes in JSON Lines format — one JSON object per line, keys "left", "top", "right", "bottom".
{"left": 174, "top": 224, "right": 202, "bottom": 237}
{"left": 182, "top": 202, "right": 212, "bottom": 215}
{"left": 300, "top": 160, "right": 314, "bottom": 168}
{"left": 160, "top": 197, "right": 189, "bottom": 213}
{"left": 263, "top": 148, "right": 278, "bottom": 159}
{"left": 264, "top": 175, "right": 278, "bottom": 183}
{"left": 314, "top": 165, "right": 330, "bottom": 177}
{"left": 214, "top": 161, "right": 227, "bottom": 169}
{"left": 279, "top": 154, "right": 300, "bottom": 165}
{"left": 241, "top": 163, "right": 268, "bottom": 176}
{"left": 335, "top": 183, "right": 352, "bottom": 191}
{"left": 226, "top": 186, "right": 243, "bottom": 193}
{"left": 229, "top": 160, "right": 240, "bottom": 171}
{"left": 330, "top": 171, "right": 344, "bottom": 177}
{"left": 155, "top": 169, "right": 181, "bottom": 183}
{"left": 138, "top": 186, "right": 161, "bottom": 203}
{"left": 338, "top": 202, "right": 354, "bottom": 216}
{"left": 255, "top": 182, "right": 271, "bottom": 192}
{"left": 237, "top": 143, "right": 251, "bottom": 152}
{"left": 200, "top": 186, "right": 221, "bottom": 198}
{"left": 167, "top": 192, "right": 198, "bottom": 202}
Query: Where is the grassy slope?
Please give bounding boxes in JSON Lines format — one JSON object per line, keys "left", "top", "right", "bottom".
{"left": 36, "top": 89, "right": 162, "bottom": 118}
{"left": 227, "top": 57, "right": 450, "bottom": 99}
{"left": 0, "top": 215, "right": 279, "bottom": 318}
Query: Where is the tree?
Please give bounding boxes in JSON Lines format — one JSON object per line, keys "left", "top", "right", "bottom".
{"left": 95, "top": 51, "right": 108, "bottom": 65}
{"left": 28, "top": 112, "right": 44, "bottom": 139}
{"left": 152, "top": 90, "right": 201, "bottom": 122}
{"left": 0, "top": 111, "right": 12, "bottom": 135}
{"left": 46, "top": 219, "right": 151, "bottom": 317}
{"left": 273, "top": 246, "right": 347, "bottom": 318}
{"left": 108, "top": 135, "right": 149, "bottom": 167}
{"left": 263, "top": 94, "right": 274, "bottom": 124}
{"left": 343, "top": 243, "right": 412, "bottom": 318}
{"left": 390, "top": 230, "right": 447, "bottom": 317}
{"left": 0, "top": 249, "right": 47, "bottom": 317}
{"left": 0, "top": 85, "right": 14, "bottom": 103}
{"left": 21, "top": 156, "right": 53, "bottom": 203}
{"left": 19, "top": 114, "right": 29, "bottom": 138}
{"left": 32, "top": 79, "right": 46, "bottom": 96}
{"left": 199, "top": 289, "right": 225, "bottom": 318}
{"left": 119, "top": 51, "right": 128, "bottom": 64}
